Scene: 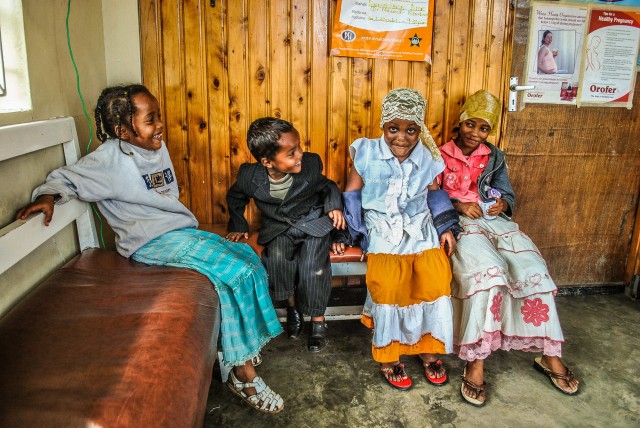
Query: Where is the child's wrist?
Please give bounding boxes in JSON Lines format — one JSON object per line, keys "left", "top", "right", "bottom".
{"left": 37, "top": 194, "right": 58, "bottom": 203}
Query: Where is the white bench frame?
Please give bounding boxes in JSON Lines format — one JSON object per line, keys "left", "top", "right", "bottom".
{"left": 0, "top": 118, "right": 99, "bottom": 276}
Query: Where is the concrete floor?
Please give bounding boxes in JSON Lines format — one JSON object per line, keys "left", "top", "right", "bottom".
{"left": 205, "top": 293, "right": 639, "bottom": 428}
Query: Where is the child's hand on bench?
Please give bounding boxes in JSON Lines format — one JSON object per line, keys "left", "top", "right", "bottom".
{"left": 15, "top": 194, "right": 57, "bottom": 226}
{"left": 226, "top": 231, "right": 249, "bottom": 242}
{"left": 332, "top": 242, "right": 345, "bottom": 255}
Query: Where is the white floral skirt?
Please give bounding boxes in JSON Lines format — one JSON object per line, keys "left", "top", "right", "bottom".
{"left": 451, "top": 216, "right": 564, "bottom": 361}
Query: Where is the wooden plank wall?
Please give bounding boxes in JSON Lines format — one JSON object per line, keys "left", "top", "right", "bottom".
{"left": 503, "top": 87, "right": 640, "bottom": 285}
{"left": 139, "top": 0, "right": 512, "bottom": 226}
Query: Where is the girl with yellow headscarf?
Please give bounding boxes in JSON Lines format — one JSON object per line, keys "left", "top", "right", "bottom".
{"left": 439, "top": 90, "right": 580, "bottom": 406}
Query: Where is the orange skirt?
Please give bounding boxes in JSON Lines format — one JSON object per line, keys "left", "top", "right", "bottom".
{"left": 362, "top": 248, "right": 453, "bottom": 363}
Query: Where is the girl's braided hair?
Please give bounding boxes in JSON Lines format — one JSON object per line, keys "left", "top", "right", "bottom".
{"left": 94, "top": 84, "right": 153, "bottom": 143}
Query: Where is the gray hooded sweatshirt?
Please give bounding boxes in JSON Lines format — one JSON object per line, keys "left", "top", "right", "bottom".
{"left": 33, "top": 139, "right": 198, "bottom": 257}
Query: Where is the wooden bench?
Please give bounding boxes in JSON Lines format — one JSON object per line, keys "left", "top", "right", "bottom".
{"left": 0, "top": 118, "right": 220, "bottom": 427}
{"left": 201, "top": 224, "right": 368, "bottom": 320}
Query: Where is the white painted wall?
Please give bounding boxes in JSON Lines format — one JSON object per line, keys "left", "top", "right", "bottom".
{"left": 102, "top": 0, "right": 142, "bottom": 85}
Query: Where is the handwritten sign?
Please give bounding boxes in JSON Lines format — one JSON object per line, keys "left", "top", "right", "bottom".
{"left": 330, "top": 0, "right": 434, "bottom": 62}
{"left": 578, "top": 8, "right": 640, "bottom": 108}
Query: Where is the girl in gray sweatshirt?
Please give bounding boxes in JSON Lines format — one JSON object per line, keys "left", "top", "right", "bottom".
{"left": 16, "top": 84, "right": 285, "bottom": 414}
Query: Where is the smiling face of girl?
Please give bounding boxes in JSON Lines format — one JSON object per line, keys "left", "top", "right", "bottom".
{"left": 120, "top": 92, "right": 164, "bottom": 151}
{"left": 455, "top": 117, "right": 492, "bottom": 156}
{"left": 382, "top": 118, "right": 421, "bottom": 163}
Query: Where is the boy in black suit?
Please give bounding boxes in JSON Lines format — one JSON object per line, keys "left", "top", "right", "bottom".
{"left": 226, "top": 117, "right": 345, "bottom": 352}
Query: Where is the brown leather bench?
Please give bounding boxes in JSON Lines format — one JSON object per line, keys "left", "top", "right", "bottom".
{"left": 0, "top": 249, "right": 220, "bottom": 428}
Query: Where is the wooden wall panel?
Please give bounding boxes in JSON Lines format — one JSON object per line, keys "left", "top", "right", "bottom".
{"left": 139, "top": 1, "right": 161, "bottom": 104}
{"left": 391, "top": 61, "right": 410, "bottom": 89}
{"left": 269, "top": 0, "right": 290, "bottom": 121}
{"left": 163, "top": 1, "right": 189, "bottom": 203}
{"left": 205, "top": 0, "right": 230, "bottom": 224}
{"left": 370, "top": 59, "right": 391, "bottom": 144}
{"left": 487, "top": 0, "right": 509, "bottom": 106}
{"left": 248, "top": 0, "right": 269, "bottom": 125}
{"left": 184, "top": 0, "right": 212, "bottom": 222}
{"left": 445, "top": 0, "right": 470, "bottom": 141}
{"left": 410, "top": 62, "right": 430, "bottom": 104}
{"left": 504, "top": 86, "right": 640, "bottom": 284}
{"left": 140, "top": 0, "right": 192, "bottom": 204}
{"left": 226, "top": 0, "right": 250, "bottom": 225}
{"left": 327, "top": 54, "right": 348, "bottom": 187}
{"left": 347, "top": 57, "right": 371, "bottom": 186}
{"left": 428, "top": 0, "right": 452, "bottom": 144}
{"left": 140, "top": 0, "right": 513, "bottom": 217}
{"left": 468, "top": 0, "right": 489, "bottom": 93}
{"left": 309, "top": 0, "right": 329, "bottom": 157}
{"left": 291, "top": 0, "right": 310, "bottom": 150}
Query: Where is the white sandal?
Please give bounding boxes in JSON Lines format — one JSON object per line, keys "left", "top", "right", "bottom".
{"left": 226, "top": 370, "right": 284, "bottom": 414}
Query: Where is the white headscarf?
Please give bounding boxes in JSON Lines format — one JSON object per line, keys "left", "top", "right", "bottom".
{"left": 380, "top": 88, "right": 441, "bottom": 160}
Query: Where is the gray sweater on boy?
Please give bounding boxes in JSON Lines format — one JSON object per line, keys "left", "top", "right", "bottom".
{"left": 32, "top": 139, "right": 198, "bottom": 257}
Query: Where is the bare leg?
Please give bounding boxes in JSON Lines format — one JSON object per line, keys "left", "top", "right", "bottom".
{"left": 230, "top": 359, "right": 284, "bottom": 413}
{"left": 233, "top": 360, "right": 258, "bottom": 397}
{"left": 463, "top": 359, "right": 485, "bottom": 403}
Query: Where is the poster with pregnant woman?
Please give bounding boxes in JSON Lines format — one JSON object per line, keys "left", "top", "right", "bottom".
{"left": 524, "top": 2, "right": 589, "bottom": 104}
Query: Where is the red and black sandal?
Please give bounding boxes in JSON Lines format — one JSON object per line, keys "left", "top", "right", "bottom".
{"left": 380, "top": 363, "right": 412, "bottom": 390}
{"left": 422, "top": 358, "right": 448, "bottom": 386}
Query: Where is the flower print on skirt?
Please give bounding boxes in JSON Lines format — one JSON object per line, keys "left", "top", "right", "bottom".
{"left": 450, "top": 216, "right": 564, "bottom": 361}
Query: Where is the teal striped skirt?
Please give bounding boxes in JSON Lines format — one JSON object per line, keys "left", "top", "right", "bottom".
{"left": 132, "top": 228, "right": 282, "bottom": 366}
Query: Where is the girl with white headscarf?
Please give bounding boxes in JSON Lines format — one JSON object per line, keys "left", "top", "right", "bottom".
{"left": 344, "top": 88, "right": 459, "bottom": 391}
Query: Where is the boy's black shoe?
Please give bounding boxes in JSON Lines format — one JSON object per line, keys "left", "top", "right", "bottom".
{"left": 308, "top": 321, "right": 328, "bottom": 353}
{"left": 286, "top": 306, "right": 303, "bottom": 339}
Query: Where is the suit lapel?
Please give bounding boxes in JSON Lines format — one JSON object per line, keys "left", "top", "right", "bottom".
{"left": 283, "top": 169, "right": 309, "bottom": 201}
{"left": 252, "top": 166, "right": 275, "bottom": 201}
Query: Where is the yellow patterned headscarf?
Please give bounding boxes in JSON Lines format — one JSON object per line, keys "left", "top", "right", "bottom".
{"left": 380, "top": 88, "right": 441, "bottom": 160}
{"left": 459, "top": 90, "right": 501, "bottom": 135}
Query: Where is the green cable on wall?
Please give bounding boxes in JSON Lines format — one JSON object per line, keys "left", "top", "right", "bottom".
{"left": 65, "top": 0, "right": 106, "bottom": 249}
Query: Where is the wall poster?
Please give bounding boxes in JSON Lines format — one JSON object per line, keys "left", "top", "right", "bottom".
{"left": 330, "top": 0, "right": 435, "bottom": 62}
{"left": 524, "top": 3, "right": 589, "bottom": 104}
{"left": 577, "top": 8, "right": 640, "bottom": 108}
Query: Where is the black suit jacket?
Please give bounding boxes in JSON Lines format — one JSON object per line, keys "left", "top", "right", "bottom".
{"left": 226, "top": 152, "right": 343, "bottom": 245}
